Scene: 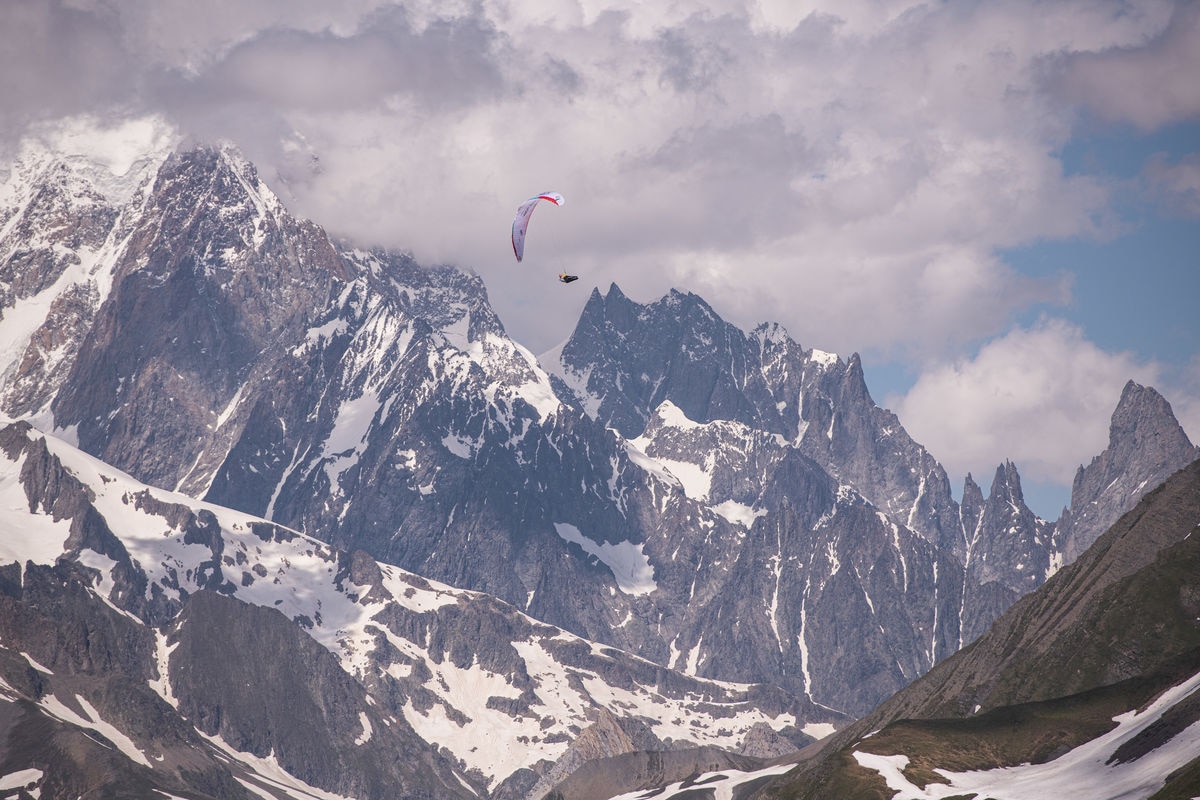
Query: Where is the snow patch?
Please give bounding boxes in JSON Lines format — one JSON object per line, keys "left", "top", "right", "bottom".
{"left": 554, "top": 523, "right": 657, "bottom": 596}
{"left": 0, "top": 769, "right": 43, "bottom": 793}
{"left": 21, "top": 652, "right": 53, "bottom": 675}
{"left": 322, "top": 391, "right": 381, "bottom": 489}
{"left": 149, "top": 630, "right": 179, "bottom": 709}
{"left": 399, "top": 656, "right": 531, "bottom": 787}
{"left": 508, "top": 339, "right": 563, "bottom": 420}
{"left": 648, "top": 456, "right": 711, "bottom": 501}
{"left": 803, "top": 722, "right": 836, "bottom": 740}
{"left": 540, "top": 340, "right": 602, "bottom": 418}
{"left": 621, "top": 440, "right": 680, "bottom": 488}
{"left": 809, "top": 349, "right": 840, "bottom": 367}
{"left": 39, "top": 693, "right": 151, "bottom": 767}
{"left": 215, "top": 385, "right": 245, "bottom": 430}
{"left": 684, "top": 635, "right": 704, "bottom": 675}
{"left": 711, "top": 500, "right": 766, "bottom": 527}
{"left": 0, "top": 442, "right": 71, "bottom": 568}
{"left": 441, "top": 433, "right": 475, "bottom": 459}
{"left": 306, "top": 318, "right": 349, "bottom": 346}
{"left": 608, "top": 762, "right": 797, "bottom": 800}
{"left": 651, "top": 400, "right": 703, "bottom": 430}
{"left": 354, "top": 712, "right": 373, "bottom": 745}
{"left": 202, "top": 732, "right": 355, "bottom": 800}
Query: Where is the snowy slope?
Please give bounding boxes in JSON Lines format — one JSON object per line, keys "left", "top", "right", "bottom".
{"left": 592, "top": 669, "right": 1200, "bottom": 800}
{"left": 0, "top": 116, "right": 175, "bottom": 425}
{"left": 853, "top": 668, "right": 1200, "bottom": 799}
{"left": 0, "top": 420, "right": 814, "bottom": 793}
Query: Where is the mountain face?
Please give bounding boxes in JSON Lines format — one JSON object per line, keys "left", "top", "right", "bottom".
{"left": 957, "top": 462, "right": 1056, "bottom": 648}
{"left": 0, "top": 421, "right": 813, "bottom": 798}
{"left": 545, "top": 287, "right": 1198, "bottom": 651}
{"left": 755, "top": 458, "right": 1200, "bottom": 800}
{"left": 52, "top": 146, "right": 349, "bottom": 494}
{"left": 549, "top": 290, "right": 965, "bottom": 558}
{"left": 1055, "top": 380, "right": 1200, "bottom": 563}
{"left": 2, "top": 136, "right": 1198, "bottom": 796}
{"left": 0, "top": 421, "right": 473, "bottom": 799}
{"left": 0, "top": 136, "right": 166, "bottom": 422}
{"left": 546, "top": 287, "right": 978, "bottom": 708}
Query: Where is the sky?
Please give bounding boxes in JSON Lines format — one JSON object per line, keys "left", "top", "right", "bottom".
{"left": 2, "top": 0, "right": 1197, "bottom": 518}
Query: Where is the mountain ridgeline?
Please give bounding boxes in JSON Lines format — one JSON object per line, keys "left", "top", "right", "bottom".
{"left": 755, "top": 458, "right": 1200, "bottom": 800}
{"left": 0, "top": 420, "right": 808, "bottom": 798}
{"left": 1, "top": 140, "right": 1197, "bottom": 798}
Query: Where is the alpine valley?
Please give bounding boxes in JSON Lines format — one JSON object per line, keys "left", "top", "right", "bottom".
{"left": 1, "top": 128, "right": 1197, "bottom": 799}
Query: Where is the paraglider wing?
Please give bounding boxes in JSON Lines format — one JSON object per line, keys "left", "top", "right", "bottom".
{"left": 511, "top": 192, "right": 564, "bottom": 262}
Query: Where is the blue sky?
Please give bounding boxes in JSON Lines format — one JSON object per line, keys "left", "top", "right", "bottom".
{"left": 877, "top": 115, "right": 1200, "bottom": 515}
{"left": 1013, "top": 118, "right": 1200, "bottom": 367}
{"left": 2, "top": 0, "right": 1197, "bottom": 519}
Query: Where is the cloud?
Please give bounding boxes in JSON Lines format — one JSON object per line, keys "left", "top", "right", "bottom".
{"left": 168, "top": 10, "right": 507, "bottom": 113}
{"left": 886, "top": 318, "right": 1167, "bottom": 490}
{"left": 1143, "top": 152, "right": 1200, "bottom": 218}
{"left": 1, "top": 0, "right": 1195, "bottom": 368}
{"left": 0, "top": 0, "right": 137, "bottom": 141}
{"left": 1170, "top": 354, "right": 1200, "bottom": 449}
{"left": 1049, "top": 1, "right": 1200, "bottom": 131}
{"left": 2, "top": 1, "right": 1195, "bottom": 526}
{"left": 30, "top": 114, "right": 179, "bottom": 180}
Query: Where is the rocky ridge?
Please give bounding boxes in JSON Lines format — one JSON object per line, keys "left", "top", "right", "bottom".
{"left": 0, "top": 420, "right": 820, "bottom": 797}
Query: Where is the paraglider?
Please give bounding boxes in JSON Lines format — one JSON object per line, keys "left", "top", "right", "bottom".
{"left": 511, "top": 191, "right": 563, "bottom": 262}
{"left": 511, "top": 191, "right": 576, "bottom": 284}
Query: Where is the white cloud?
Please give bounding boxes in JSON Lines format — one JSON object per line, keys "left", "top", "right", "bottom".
{"left": 888, "top": 318, "right": 1162, "bottom": 489}
{"left": 1, "top": 0, "right": 1195, "bottom": 368}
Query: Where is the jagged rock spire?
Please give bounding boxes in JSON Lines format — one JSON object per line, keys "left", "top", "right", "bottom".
{"left": 1057, "top": 381, "right": 1199, "bottom": 561}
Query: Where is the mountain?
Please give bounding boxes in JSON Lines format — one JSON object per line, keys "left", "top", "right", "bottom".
{"left": 741, "top": 458, "right": 1200, "bottom": 800}
{"left": 545, "top": 285, "right": 1198, "bottom": 664}
{"left": 0, "top": 420, "right": 817, "bottom": 798}
{"left": 0, "top": 422, "right": 471, "bottom": 799}
{"left": 957, "top": 461, "right": 1055, "bottom": 648}
{"left": 1055, "top": 380, "right": 1200, "bottom": 562}
{"left": 0, "top": 127, "right": 170, "bottom": 423}
{"left": 547, "top": 288, "right": 964, "bottom": 557}
{"left": 1, "top": 139, "right": 971, "bottom": 717}
{"left": 2, "top": 133, "right": 1198, "bottom": 796}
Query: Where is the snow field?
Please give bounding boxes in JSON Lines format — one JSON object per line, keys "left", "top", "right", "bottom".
{"left": 853, "top": 669, "right": 1200, "bottom": 800}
